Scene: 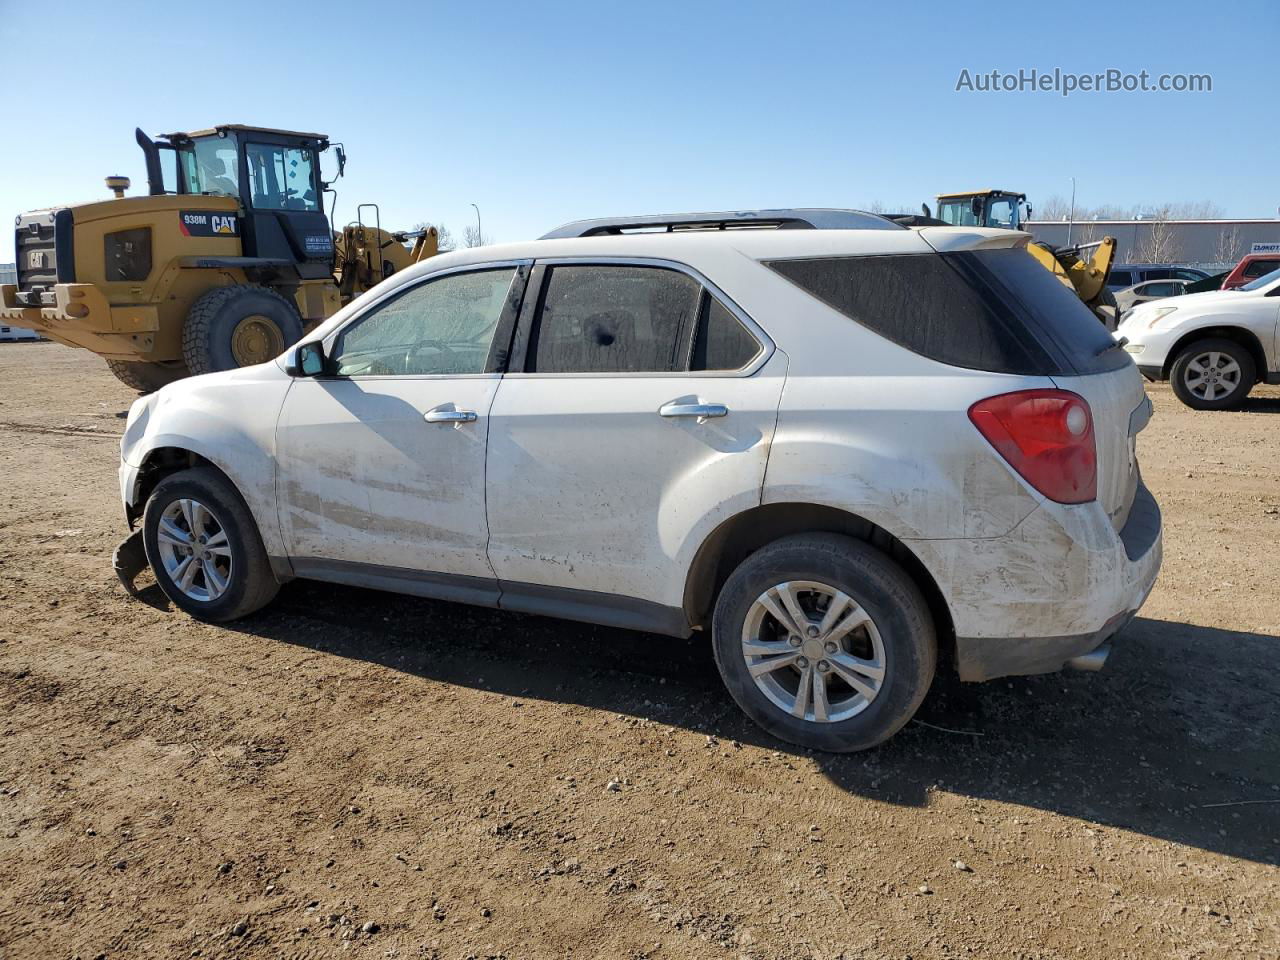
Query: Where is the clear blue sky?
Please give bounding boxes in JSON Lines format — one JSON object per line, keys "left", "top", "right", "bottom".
{"left": 1, "top": 0, "right": 1275, "bottom": 262}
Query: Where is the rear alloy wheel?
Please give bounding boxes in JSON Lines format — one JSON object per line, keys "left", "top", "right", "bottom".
{"left": 1170, "top": 338, "right": 1255, "bottom": 410}
{"left": 712, "top": 534, "right": 935, "bottom": 752}
{"left": 741, "top": 580, "right": 888, "bottom": 723}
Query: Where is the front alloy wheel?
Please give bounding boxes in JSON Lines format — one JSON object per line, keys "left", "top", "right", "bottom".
{"left": 155, "top": 497, "right": 233, "bottom": 602}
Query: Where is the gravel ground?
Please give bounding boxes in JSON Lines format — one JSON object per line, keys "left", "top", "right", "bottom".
{"left": 0, "top": 341, "right": 1276, "bottom": 959}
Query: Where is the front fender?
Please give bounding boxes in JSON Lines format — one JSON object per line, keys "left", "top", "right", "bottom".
{"left": 120, "top": 366, "right": 292, "bottom": 558}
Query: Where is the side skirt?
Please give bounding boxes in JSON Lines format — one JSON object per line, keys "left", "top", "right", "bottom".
{"left": 283, "top": 557, "right": 692, "bottom": 638}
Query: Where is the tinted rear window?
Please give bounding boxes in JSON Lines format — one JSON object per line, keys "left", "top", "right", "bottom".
{"left": 767, "top": 249, "right": 1128, "bottom": 376}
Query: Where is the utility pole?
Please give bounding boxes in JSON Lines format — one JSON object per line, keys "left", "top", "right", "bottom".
{"left": 1066, "top": 177, "right": 1077, "bottom": 246}
{"left": 471, "top": 203, "right": 482, "bottom": 247}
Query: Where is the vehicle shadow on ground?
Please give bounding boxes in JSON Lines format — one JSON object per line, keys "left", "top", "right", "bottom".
{"left": 1239, "top": 394, "right": 1280, "bottom": 414}
{"left": 208, "top": 580, "right": 1280, "bottom": 866}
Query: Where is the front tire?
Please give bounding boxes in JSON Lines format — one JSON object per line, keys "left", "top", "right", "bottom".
{"left": 182, "top": 284, "right": 303, "bottom": 375}
{"left": 142, "top": 466, "right": 279, "bottom": 621}
{"left": 711, "top": 534, "right": 936, "bottom": 752}
{"left": 1169, "top": 338, "right": 1255, "bottom": 410}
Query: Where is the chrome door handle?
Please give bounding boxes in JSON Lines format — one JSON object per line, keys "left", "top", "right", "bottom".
{"left": 659, "top": 401, "right": 728, "bottom": 423}
{"left": 424, "top": 407, "right": 477, "bottom": 424}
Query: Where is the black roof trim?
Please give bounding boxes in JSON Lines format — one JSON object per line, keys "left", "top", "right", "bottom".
{"left": 539, "top": 208, "right": 905, "bottom": 240}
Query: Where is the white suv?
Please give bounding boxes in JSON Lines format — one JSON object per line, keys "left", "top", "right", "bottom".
{"left": 1117, "top": 267, "right": 1280, "bottom": 410}
{"left": 119, "top": 209, "right": 1163, "bottom": 751}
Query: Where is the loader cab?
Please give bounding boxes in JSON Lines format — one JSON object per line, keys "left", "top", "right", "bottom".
{"left": 141, "top": 125, "right": 338, "bottom": 280}
{"left": 935, "top": 190, "right": 1030, "bottom": 231}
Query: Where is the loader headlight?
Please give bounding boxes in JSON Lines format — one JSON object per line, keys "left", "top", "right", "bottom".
{"left": 1146, "top": 306, "right": 1178, "bottom": 329}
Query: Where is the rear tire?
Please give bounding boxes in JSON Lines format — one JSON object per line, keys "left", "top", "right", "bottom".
{"left": 105, "top": 358, "right": 188, "bottom": 393}
{"left": 711, "top": 534, "right": 936, "bottom": 752}
{"left": 1169, "top": 337, "right": 1255, "bottom": 410}
{"left": 182, "top": 284, "right": 303, "bottom": 375}
{"left": 142, "top": 466, "right": 279, "bottom": 622}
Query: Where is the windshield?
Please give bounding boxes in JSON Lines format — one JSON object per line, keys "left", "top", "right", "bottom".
{"left": 178, "top": 134, "right": 240, "bottom": 197}
{"left": 1239, "top": 267, "right": 1280, "bottom": 292}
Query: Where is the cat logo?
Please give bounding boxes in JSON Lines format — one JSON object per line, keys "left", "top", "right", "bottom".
{"left": 179, "top": 210, "right": 241, "bottom": 238}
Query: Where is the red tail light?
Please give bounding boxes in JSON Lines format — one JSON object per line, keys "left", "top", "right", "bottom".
{"left": 968, "top": 389, "right": 1097, "bottom": 504}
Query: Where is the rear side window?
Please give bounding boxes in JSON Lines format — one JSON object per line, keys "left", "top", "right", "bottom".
{"left": 767, "top": 249, "right": 1127, "bottom": 376}
{"left": 1109, "top": 270, "right": 1132, "bottom": 286}
{"left": 529, "top": 265, "right": 701, "bottom": 373}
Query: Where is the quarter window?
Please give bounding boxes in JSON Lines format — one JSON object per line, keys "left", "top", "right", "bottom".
{"left": 528, "top": 265, "right": 702, "bottom": 373}
{"left": 332, "top": 268, "right": 516, "bottom": 376}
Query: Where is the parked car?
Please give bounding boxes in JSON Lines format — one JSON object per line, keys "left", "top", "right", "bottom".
{"left": 1221, "top": 253, "right": 1280, "bottom": 290}
{"left": 1184, "top": 271, "right": 1228, "bottom": 295}
{"left": 1115, "top": 278, "right": 1191, "bottom": 315}
{"left": 1118, "top": 266, "right": 1280, "bottom": 409}
{"left": 118, "top": 209, "right": 1163, "bottom": 752}
{"left": 1106, "top": 264, "right": 1209, "bottom": 291}
{"left": 0, "top": 324, "right": 40, "bottom": 342}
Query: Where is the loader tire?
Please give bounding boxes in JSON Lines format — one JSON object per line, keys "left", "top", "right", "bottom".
{"left": 182, "top": 284, "right": 303, "bottom": 376}
{"left": 105, "top": 358, "right": 189, "bottom": 394}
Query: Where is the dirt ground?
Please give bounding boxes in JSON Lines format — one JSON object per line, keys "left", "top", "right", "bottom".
{"left": 0, "top": 341, "right": 1276, "bottom": 960}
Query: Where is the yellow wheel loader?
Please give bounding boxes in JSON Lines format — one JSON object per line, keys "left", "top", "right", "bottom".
{"left": 911, "top": 189, "right": 1120, "bottom": 328}
{"left": 0, "top": 125, "right": 438, "bottom": 391}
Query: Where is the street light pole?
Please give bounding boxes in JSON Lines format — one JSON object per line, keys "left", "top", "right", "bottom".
{"left": 471, "top": 203, "right": 482, "bottom": 247}
{"left": 1066, "top": 177, "right": 1076, "bottom": 246}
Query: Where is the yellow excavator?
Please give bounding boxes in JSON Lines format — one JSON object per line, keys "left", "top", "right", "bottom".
{"left": 914, "top": 189, "right": 1120, "bottom": 327}
{"left": 0, "top": 124, "right": 439, "bottom": 391}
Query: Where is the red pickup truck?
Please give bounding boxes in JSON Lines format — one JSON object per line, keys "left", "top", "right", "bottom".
{"left": 1222, "top": 252, "right": 1280, "bottom": 290}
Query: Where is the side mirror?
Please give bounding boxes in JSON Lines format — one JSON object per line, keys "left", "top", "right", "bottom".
{"left": 335, "top": 144, "right": 346, "bottom": 178}
{"left": 285, "top": 341, "right": 328, "bottom": 377}
{"left": 970, "top": 197, "right": 985, "bottom": 220}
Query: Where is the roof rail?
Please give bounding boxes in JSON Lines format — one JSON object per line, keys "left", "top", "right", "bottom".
{"left": 539, "top": 208, "right": 904, "bottom": 240}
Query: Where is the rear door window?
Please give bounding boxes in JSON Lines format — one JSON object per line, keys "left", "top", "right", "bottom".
{"left": 767, "top": 248, "right": 1127, "bottom": 376}
{"left": 1109, "top": 270, "right": 1132, "bottom": 287}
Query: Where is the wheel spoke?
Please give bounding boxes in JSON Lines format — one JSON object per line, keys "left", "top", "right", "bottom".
{"left": 828, "top": 652, "right": 883, "bottom": 700}
{"left": 179, "top": 499, "right": 197, "bottom": 533}
{"left": 742, "top": 638, "right": 796, "bottom": 657}
{"left": 1201, "top": 381, "right": 1216, "bottom": 401}
{"left": 158, "top": 517, "right": 191, "bottom": 547}
{"left": 1207, "top": 352, "right": 1221, "bottom": 370}
{"left": 812, "top": 669, "right": 830, "bottom": 722}
{"left": 758, "top": 589, "right": 803, "bottom": 638}
{"left": 825, "top": 604, "right": 871, "bottom": 645}
{"left": 190, "top": 502, "right": 211, "bottom": 537}
{"left": 748, "top": 651, "right": 801, "bottom": 677}
{"left": 817, "top": 591, "right": 852, "bottom": 636}
{"left": 203, "top": 561, "right": 228, "bottom": 598}
{"left": 1187, "top": 359, "right": 1206, "bottom": 375}
{"left": 791, "top": 664, "right": 813, "bottom": 718}
{"left": 174, "top": 556, "right": 198, "bottom": 591}
{"left": 776, "top": 583, "right": 811, "bottom": 635}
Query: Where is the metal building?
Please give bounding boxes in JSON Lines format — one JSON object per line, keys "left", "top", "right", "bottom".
{"left": 1026, "top": 219, "right": 1280, "bottom": 269}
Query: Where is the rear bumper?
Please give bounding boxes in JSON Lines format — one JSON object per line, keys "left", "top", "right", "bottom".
{"left": 911, "top": 481, "right": 1163, "bottom": 682}
{"left": 0, "top": 283, "right": 158, "bottom": 359}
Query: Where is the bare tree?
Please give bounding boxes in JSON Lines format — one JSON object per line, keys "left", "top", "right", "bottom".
{"left": 463, "top": 225, "right": 492, "bottom": 248}
{"left": 1134, "top": 207, "right": 1182, "bottom": 263}
{"left": 412, "top": 221, "right": 455, "bottom": 251}
{"left": 1036, "top": 194, "right": 1072, "bottom": 221}
{"left": 1074, "top": 219, "right": 1100, "bottom": 245}
{"left": 1213, "top": 225, "right": 1244, "bottom": 265}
